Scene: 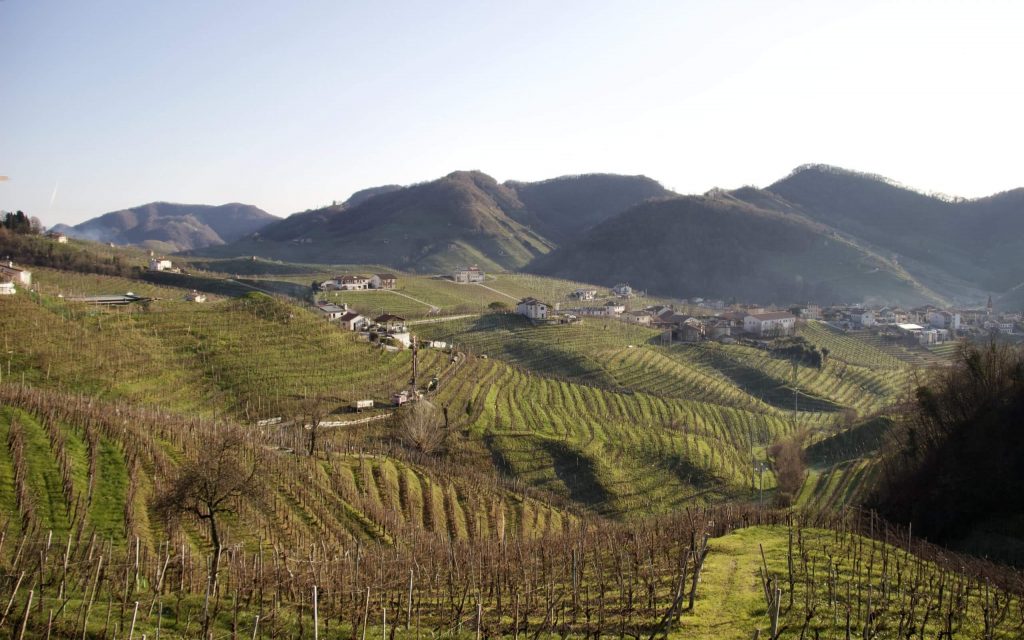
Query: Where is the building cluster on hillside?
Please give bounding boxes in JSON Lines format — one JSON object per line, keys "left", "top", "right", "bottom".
{"left": 815, "top": 297, "right": 1022, "bottom": 343}
{"left": 319, "top": 273, "right": 397, "bottom": 291}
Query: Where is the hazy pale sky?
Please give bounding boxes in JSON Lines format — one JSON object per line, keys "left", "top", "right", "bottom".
{"left": 1, "top": 0, "right": 1022, "bottom": 226}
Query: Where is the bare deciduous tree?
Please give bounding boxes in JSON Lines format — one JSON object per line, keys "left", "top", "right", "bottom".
{"left": 156, "top": 428, "right": 260, "bottom": 584}
{"left": 397, "top": 400, "right": 445, "bottom": 455}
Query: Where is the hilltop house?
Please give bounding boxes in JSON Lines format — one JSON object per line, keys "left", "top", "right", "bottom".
{"left": 743, "top": 312, "right": 796, "bottom": 337}
{"left": 453, "top": 266, "right": 485, "bottom": 283}
{"left": 0, "top": 262, "right": 31, "bottom": 286}
{"left": 516, "top": 298, "right": 549, "bottom": 321}
{"left": 369, "top": 273, "right": 397, "bottom": 290}
{"left": 571, "top": 288, "right": 598, "bottom": 301}
{"left": 612, "top": 283, "right": 633, "bottom": 298}
{"left": 148, "top": 258, "right": 173, "bottom": 272}
{"left": 47, "top": 231, "right": 68, "bottom": 243}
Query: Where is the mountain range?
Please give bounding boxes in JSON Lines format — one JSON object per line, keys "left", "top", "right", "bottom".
{"left": 52, "top": 202, "right": 278, "bottom": 252}
{"left": 64, "top": 166, "right": 1023, "bottom": 306}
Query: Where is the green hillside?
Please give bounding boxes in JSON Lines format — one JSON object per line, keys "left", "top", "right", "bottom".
{"left": 531, "top": 191, "right": 943, "bottom": 306}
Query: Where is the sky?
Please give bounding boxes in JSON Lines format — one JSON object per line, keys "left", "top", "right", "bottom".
{"left": 1, "top": 0, "right": 1022, "bottom": 226}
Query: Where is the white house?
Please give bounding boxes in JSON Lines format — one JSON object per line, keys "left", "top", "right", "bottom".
{"left": 0, "top": 262, "right": 31, "bottom": 286}
{"left": 851, "top": 309, "right": 876, "bottom": 328}
{"left": 571, "top": 288, "right": 598, "bottom": 301}
{"left": 184, "top": 290, "right": 207, "bottom": 303}
{"left": 0, "top": 281, "right": 15, "bottom": 295}
{"left": 338, "top": 275, "right": 370, "bottom": 290}
{"left": 338, "top": 311, "right": 366, "bottom": 331}
{"left": 743, "top": 312, "right": 796, "bottom": 337}
{"left": 148, "top": 258, "right": 173, "bottom": 272}
{"left": 603, "top": 300, "right": 626, "bottom": 315}
{"left": 369, "top": 273, "right": 397, "bottom": 290}
{"left": 516, "top": 297, "right": 549, "bottom": 320}
{"left": 453, "top": 266, "right": 485, "bottom": 283}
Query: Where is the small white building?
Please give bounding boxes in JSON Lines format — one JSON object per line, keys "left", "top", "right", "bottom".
{"left": 453, "top": 266, "right": 485, "bottom": 283}
{"left": 316, "top": 301, "right": 347, "bottom": 320}
{"left": 743, "top": 312, "right": 796, "bottom": 337}
{"left": 185, "top": 290, "right": 207, "bottom": 303}
{"left": 572, "top": 288, "right": 598, "bottom": 301}
{"left": 0, "top": 262, "right": 31, "bottom": 286}
{"left": 516, "top": 297, "right": 549, "bottom": 320}
{"left": 0, "top": 281, "right": 15, "bottom": 295}
{"left": 148, "top": 258, "right": 173, "bottom": 272}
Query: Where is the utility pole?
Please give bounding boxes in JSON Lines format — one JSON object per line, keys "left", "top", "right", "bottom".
{"left": 792, "top": 359, "right": 799, "bottom": 414}
{"left": 411, "top": 335, "right": 419, "bottom": 393}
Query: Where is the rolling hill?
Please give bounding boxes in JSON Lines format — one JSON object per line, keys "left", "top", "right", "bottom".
{"left": 52, "top": 201, "right": 278, "bottom": 252}
{"left": 767, "top": 164, "right": 1024, "bottom": 295}
{"left": 193, "top": 171, "right": 670, "bottom": 272}
{"left": 531, "top": 190, "right": 943, "bottom": 305}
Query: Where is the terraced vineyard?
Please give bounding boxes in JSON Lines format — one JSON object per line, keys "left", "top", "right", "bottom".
{"left": 0, "top": 283, "right": 443, "bottom": 417}
{"left": 430, "top": 355, "right": 795, "bottom": 515}
{"left": 668, "top": 341, "right": 912, "bottom": 418}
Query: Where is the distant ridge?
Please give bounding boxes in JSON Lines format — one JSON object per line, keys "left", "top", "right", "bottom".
{"left": 196, "top": 171, "right": 668, "bottom": 272}
{"left": 53, "top": 202, "right": 277, "bottom": 252}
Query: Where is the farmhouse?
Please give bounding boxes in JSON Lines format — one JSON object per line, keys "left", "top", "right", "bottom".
{"left": 47, "top": 231, "right": 68, "bottom": 243}
{"left": 338, "top": 275, "right": 370, "bottom": 290}
{"left": 148, "top": 258, "right": 173, "bottom": 272}
{"left": 453, "top": 266, "right": 485, "bottom": 283}
{"left": 0, "top": 262, "right": 32, "bottom": 286}
{"left": 374, "top": 313, "right": 407, "bottom": 332}
{"left": 571, "top": 288, "right": 598, "bottom": 301}
{"left": 743, "top": 312, "right": 796, "bottom": 337}
{"left": 369, "top": 273, "right": 397, "bottom": 290}
{"left": 516, "top": 297, "right": 549, "bottom": 320}
{"left": 338, "top": 311, "right": 366, "bottom": 331}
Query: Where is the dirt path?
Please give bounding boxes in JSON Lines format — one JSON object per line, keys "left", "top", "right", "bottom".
{"left": 407, "top": 313, "right": 481, "bottom": 326}
{"left": 387, "top": 290, "right": 440, "bottom": 314}
{"left": 472, "top": 282, "right": 518, "bottom": 301}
